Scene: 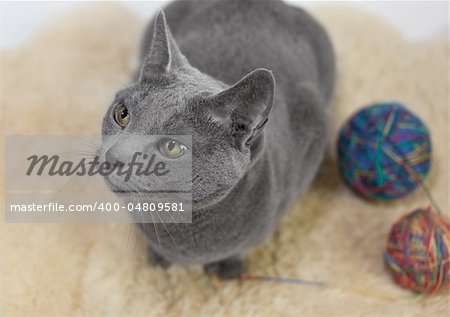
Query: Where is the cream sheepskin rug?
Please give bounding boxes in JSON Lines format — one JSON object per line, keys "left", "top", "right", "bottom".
{"left": 1, "top": 4, "right": 448, "bottom": 316}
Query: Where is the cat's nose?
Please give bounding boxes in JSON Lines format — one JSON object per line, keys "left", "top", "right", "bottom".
{"left": 105, "top": 148, "right": 125, "bottom": 167}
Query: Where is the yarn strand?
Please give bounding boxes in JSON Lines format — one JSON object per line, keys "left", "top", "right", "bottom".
{"left": 238, "top": 274, "right": 325, "bottom": 286}
{"left": 237, "top": 274, "right": 408, "bottom": 301}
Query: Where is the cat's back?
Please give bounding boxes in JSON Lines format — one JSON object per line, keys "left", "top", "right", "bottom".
{"left": 141, "top": 0, "right": 334, "bottom": 99}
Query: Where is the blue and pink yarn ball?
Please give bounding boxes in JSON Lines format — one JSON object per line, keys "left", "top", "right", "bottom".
{"left": 337, "top": 103, "right": 432, "bottom": 201}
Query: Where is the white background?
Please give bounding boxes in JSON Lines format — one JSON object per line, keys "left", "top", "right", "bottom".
{"left": 0, "top": 1, "right": 448, "bottom": 50}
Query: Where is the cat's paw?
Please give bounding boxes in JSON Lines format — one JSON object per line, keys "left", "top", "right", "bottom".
{"left": 147, "top": 246, "right": 171, "bottom": 269}
{"left": 203, "top": 256, "right": 245, "bottom": 280}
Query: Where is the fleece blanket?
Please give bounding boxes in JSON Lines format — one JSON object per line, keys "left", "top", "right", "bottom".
{"left": 0, "top": 3, "right": 448, "bottom": 316}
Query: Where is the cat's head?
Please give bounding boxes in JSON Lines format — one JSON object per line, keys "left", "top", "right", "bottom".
{"left": 99, "top": 11, "right": 275, "bottom": 208}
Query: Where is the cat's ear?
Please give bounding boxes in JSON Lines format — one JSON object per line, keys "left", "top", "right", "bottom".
{"left": 208, "top": 68, "right": 275, "bottom": 146}
{"left": 139, "top": 10, "right": 188, "bottom": 80}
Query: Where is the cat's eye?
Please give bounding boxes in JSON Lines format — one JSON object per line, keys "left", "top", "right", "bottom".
{"left": 159, "top": 139, "right": 187, "bottom": 159}
{"left": 113, "top": 104, "right": 130, "bottom": 128}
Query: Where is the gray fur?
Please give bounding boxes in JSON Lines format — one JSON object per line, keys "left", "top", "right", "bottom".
{"left": 100, "top": 0, "right": 335, "bottom": 279}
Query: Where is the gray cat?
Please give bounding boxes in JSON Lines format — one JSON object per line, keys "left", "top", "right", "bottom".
{"left": 100, "top": 0, "right": 335, "bottom": 279}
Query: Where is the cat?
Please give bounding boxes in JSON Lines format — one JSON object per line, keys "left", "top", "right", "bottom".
{"left": 100, "top": 0, "right": 335, "bottom": 279}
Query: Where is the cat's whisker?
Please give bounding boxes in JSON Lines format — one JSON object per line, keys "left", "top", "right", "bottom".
{"left": 149, "top": 212, "right": 161, "bottom": 247}
{"left": 123, "top": 194, "right": 138, "bottom": 255}
{"left": 160, "top": 205, "right": 184, "bottom": 249}
{"left": 131, "top": 189, "right": 146, "bottom": 235}
{"left": 124, "top": 224, "right": 139, "bottom": 261}
{"left": 55, "top": 150, "right": 97, "bottom": 158}
{"left": 155, "top": 209, "right": 178, "bottom": 248}
{"left": 133, "top": 184, "right": 161, "bottom": 248}
{"left": 55, "top": 173, "right": 83, "bottom": 201}
{"left": 127, "top": 189, "right": 150, "bottom": 253}
{"left": 73, "top": 136, "right": 99, "bottom": 147}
